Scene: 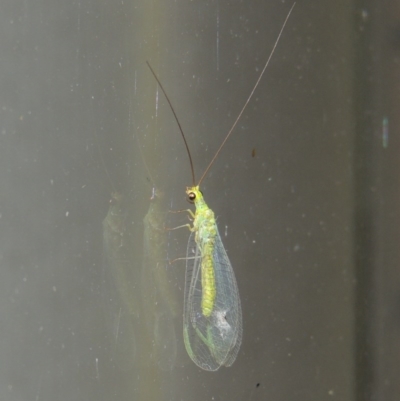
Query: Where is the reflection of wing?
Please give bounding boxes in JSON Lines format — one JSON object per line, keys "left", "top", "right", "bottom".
{"left": 109, "top": 306, "right": 137, "bottom": 371}
{"left": 102, "top": 195, "right": 139, "bottom": 317}
{"left": 142, "top": 203, "right": 179, "bottom": 317}
{"left": 101, "top": 254, "right": 137, "bottom": 372}
{"left": 102, "top": 196, "right": 138, "bottom": 371}
{"left": 183, "top": 228, "right": 242, "bottom": 371}
{"left": 141, "top": 197, "right": 178, "bottom": 371}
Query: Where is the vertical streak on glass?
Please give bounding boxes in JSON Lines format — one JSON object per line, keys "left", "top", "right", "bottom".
{"left": 134, "top": 70, "right": 137, "bottom": 96}
{"left": 156, "top": 87, "right": 159, "bottom": 118}
{"left": 216, "top": 0, "right": 220, "bottom": 72}
{"left": 382, "top": 117, "right": 388, "bottom": 148}
{"left": 353, "top": 3, "right": 377, "bottom": 399}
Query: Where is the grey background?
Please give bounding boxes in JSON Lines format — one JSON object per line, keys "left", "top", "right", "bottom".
{"left": 0, "top": 0, "right": 397, "bottom": 400}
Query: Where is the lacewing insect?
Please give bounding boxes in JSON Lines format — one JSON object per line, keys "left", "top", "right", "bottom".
{"left": 146, "top": 3, "right": 295, "bottom": 371}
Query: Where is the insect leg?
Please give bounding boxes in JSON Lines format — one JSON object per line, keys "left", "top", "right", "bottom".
{"left": 169, "top": 208, "right": 196, "bottom": 219}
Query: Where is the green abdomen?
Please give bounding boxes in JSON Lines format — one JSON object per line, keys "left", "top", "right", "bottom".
{"left": 201, "top": 239, "right": 216, "bottom": 317}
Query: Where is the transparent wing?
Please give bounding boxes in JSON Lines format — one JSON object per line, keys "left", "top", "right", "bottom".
{"left": 183, "top": 227, "right": 242, "bottom": 371}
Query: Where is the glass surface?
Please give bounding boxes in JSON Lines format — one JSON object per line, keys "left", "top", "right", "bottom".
{"left": 0, "top": 0, "right": 397, "bottom": 400}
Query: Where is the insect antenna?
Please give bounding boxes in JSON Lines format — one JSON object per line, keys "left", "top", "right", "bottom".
{"left": 197, "top": 2, "right": 296, "bottom": 186}
{"left": 146, "top": 61, "right": 196, "bottom": 187}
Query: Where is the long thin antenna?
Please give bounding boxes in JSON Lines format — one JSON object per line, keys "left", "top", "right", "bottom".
{"left": 197, "top": 2, "right": 296, "bottom": 186}
{"left": 146, "top": 61, "right": 196, "bottom": 186}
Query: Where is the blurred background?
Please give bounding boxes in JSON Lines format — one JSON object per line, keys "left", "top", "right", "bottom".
{"left": 0, "top": 0, "right": 398, "bottom": 400}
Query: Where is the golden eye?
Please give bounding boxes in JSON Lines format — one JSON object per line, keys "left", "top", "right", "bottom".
{"left": 188, "top": 192, "right": 196, "bottom": 203}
